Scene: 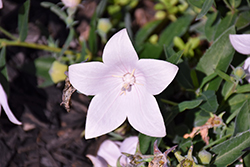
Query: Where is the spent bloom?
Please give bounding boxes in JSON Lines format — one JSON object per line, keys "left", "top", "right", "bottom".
{"left": 229, "top": 34, "right": 250, "bottom": 82}
{"left": 0, "top": 84, "right": 22, "bottom": 125}
{"left": 69, "top": 29, "right": 178, "bottom": 139}
{"left": 87, "top": 136, "right": 138, "bottom": 167}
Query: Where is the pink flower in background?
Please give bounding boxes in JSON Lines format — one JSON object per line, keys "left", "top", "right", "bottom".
{"left": 0, "top": 0, "right": 2, "bottom": 9}
{"left": 0, "top": 84, "right": 22, "bottom": 125}
{"left": 61, "top": 0, "right": 81, "bottom": 8}
{"left": 87, "top": 136, "right": 138, "bottom": 167}
{"left": 69, "top": 29, "right": 178, "bottom": 139}
{"left": 229, "top": 34, "right": 250, "bottom": 55}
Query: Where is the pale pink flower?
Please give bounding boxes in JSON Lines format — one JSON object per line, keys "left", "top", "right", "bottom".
{"left": 87, "top": 136, "right": 138, "bottom": 167}
{"left": 0, "top": 84, "right": 22, "bottom": 125}
{"left": 61, "top": 0, "right": 81, "bottom": 8}
{"left": 229, "top": 34, "right": 250, "bottom": 55}
{"left": 0, "top": 0, "right": 2, "bottom": 9}
{"left": 69, "top": 29, "right": 178, "bottom": 139}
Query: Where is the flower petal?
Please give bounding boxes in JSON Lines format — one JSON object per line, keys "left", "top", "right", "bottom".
{"left": 0, "top": 84, "right": 22, "bottom": 125}
{"left": 136, "top": 59, "right": 178, "bottom": 95}
{"left": 97, "top": 140, "right": 121, "bottom": 167}
{"left": 120, "top": 136, "right": 138, "bottom": 154}
{"left": 84, "top": 87, "right": 127, "bottom": 139}
{"left": 229, "top": 34, "right": 250, "bottom": 55}
{"left": 69, "top": 62, "right": 120, "bottom": 96}
{"left": 0, "top": 0, "right": 2, "bottom": 9}
{"left": 127, "top": 86, "right": 166, "bottom": 137}
{"left": 102, "top": 29, "right": 138, "bottom": 68}
{"left": 86, "top": 154, "right": 108, "bottom": 167}
{"left": 243, "top": 57, "right": 250, "bottom": 83}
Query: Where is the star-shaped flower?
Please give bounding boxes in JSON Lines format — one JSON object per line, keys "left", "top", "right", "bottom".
{"left": 69, "top": 29, "right": 178, "bottom": 139}
{"left": 0, "top": 84, "right": 22, "bottom": 125}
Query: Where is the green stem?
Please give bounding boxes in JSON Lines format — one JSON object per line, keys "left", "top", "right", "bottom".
{"left": 0, "top": 27, "right": 18, "bottom": 40}
{"left": 0, "top": 39, "right": 79, "bottom": 57}
{"left": 161, "top": 99, "right": 178, "bottom": 106}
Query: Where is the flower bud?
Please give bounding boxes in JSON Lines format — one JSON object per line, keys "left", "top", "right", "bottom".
{"left": 61, "top": 0, "right": 81, "bottom": 8}
{"left": 149, "top": 34, "right": 158, "bottom": 44}
{"left": 233, "top": 67, "right": 246, "bottom": 80}
{"left": 198, "top": 150, "right": 212, "bottom": 165}
{"left": 155, "top": 10, "right": 166, "bottom": 20}
{"left": 49, "top": 61, "right": 68, "bottom": 83}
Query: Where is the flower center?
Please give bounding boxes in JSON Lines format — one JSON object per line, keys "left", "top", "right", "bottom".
{"left": 112, "top": 69, "right": 142, "bottom": 95}
{"left": 121, "top": 69, "right": 136, "bottom": 95}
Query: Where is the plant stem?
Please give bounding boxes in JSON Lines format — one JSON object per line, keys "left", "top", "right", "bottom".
{"left": 0, "top": 39, "right": 84, "bottom": 58}
{"left": 0, "top": 27, "right": 18, "bottom": 40}
{"left": 161, "top": 99, "right": 178, "bottom": 106}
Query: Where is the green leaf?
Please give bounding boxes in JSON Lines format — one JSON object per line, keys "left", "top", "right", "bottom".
{"left": 196, "top": 0, "right": 214, "bottom": 20}
{"left": 234, "top": 100, "right": 250, "bottom": 136}
{"left": 166, "top": 50, "right": 184, "bottom": 64}
{"left": 135, "top": 20, "right": 162, "bottom": 48}
{"left": 198, "top": 90, "right": 218, "bottom": 113}
{"left": 214, "top": 68, "right": 233, "bottom": 83}
{"left": 138, "top": 133, "right": 156, "bottom": 154}
{"left": 214, "top": 13, "right": 237, "bottom": 40}
{"left": 159, "top": 14, "right": 194, "bottom": 47}
{"left": 18, "top": 0, "right": 30, "bottom": 42}
{"left": 236, "top": 11, "right": 250, "bottom": 30}
{"left": 139, "top": 43, "right": 162, "bottom": 59}
{"left": 211, "top": 130, "right": 250, "bottom": 167}
{"left": 226, "top": 94, "right": 250, "bottom": 124}
{"left": 221, "top": 81, "right": 236, "bottom": 100}
{"left": 229, "top": 0, "right": 242, "bottom": 8}
{"left": 178, "top": 99, "right": 203, "bottom": 112}
{"left": 196, "top": 26, "right": 235, "bottom": 90}
{"left": 96, "top": 0, "right": 108, "bottom": 17}
{"left": 187, "top": 0, "right": 206, "bottom": 8}
{"left": 236, "top": 84, "right": 250, "bottom": 93}
{"left": 176, "top": 61, "right": 194, "bottom": 89}
{"left": 204, "top": 12, "right": 220, "bottom": 42}
{"left": 199, "top": 72, "right": 217, "bottom": 89}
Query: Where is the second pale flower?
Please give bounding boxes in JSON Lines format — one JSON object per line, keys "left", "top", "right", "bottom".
{"left": 69, "top": 29, "right": 178, "bottom": 139}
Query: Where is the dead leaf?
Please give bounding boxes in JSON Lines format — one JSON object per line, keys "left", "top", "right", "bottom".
{"left": 61, "top": 77, "right": 76, "bottom": 112}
